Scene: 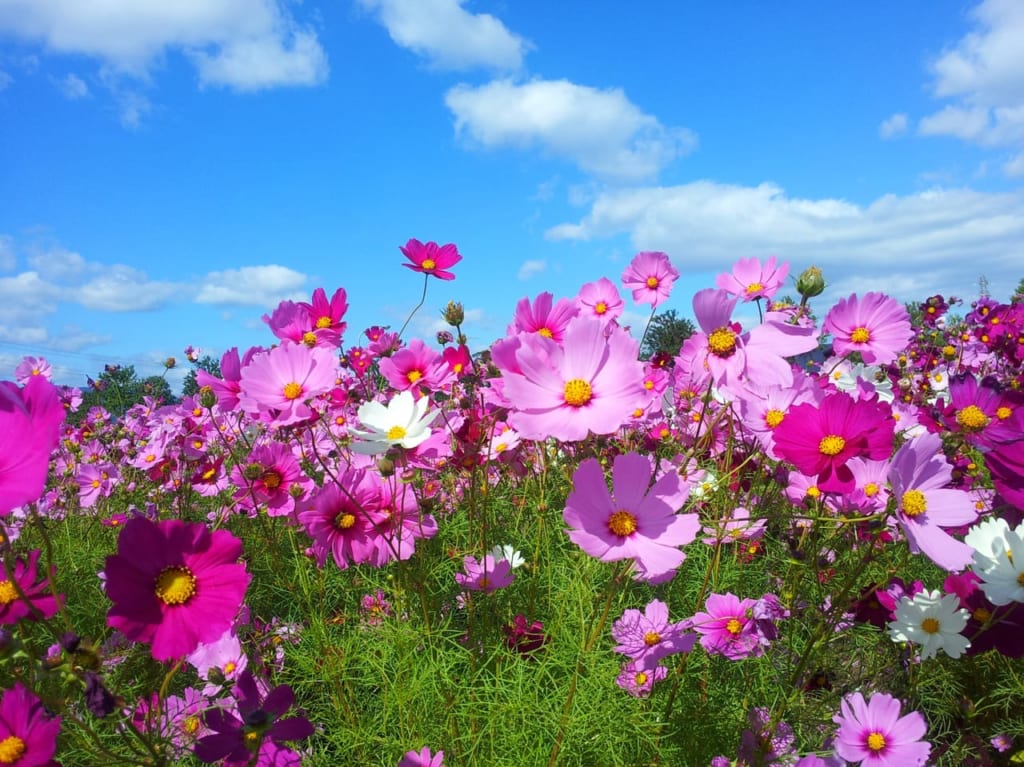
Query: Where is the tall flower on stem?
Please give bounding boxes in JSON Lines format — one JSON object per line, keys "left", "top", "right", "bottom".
{"left": 833, "top": 691, "right": 929, "bottom": 766}
{"left": 397, "top": 239, "right": 462, "bottom": 338}
{"left": 621, "top": 251, "right": 678, "bottom": 307}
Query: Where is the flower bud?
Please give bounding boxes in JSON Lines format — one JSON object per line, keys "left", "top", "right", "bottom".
{"left": 796, "top": 266, "right": 826, "bottom": 298}
{"left": 443, "top": 301, "right": 465, "bottom": 327}
{"left": 164, "top": 357, "right": 177, "bottom": 369}
{"left": 199, "top": 385, "right": 218, "bottom": 409}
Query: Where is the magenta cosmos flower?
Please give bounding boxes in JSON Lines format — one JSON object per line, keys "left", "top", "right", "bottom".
{"left": 563, "top": 452, "right": 699, "bottom": 582}
{"left": 0, "top": 682, "right": 62, "bottom": 767}
{"left": 823, "top": 292, "right": 913, "bottom": 366}
{"left": 621, "top": 251, "right": 679, "bottom": 308}
{"left": 297, "top": 286, "right": 349, "bottom": 349}
{"left": 400, "top": 239, "right": 462, "bottom": 281}
{"left": 238, "top": 342, "right": 337, "bottom": 426}
{"left": 510, "top": 292, "right": 579, "bottom": 343}
{"left": 1, "top": 376, "right": 64, "bottom": 515}
{"left": 772, "top": 391, "right": 894, "bottom": 493}
{"left": 105, "top": 518, "right": 251, "bottom": 661}
{"left": 715, "top": 255, "right": 789, "bottom": 302}
{"left": 398, "top": 747, "right": 444, "bottom": 767}
{"left": 0, "top": 549, "right": 61, "bottom": 625}
{"left": 495, "top": 315, "right": 646, "bottom": 441}
{"left": 833, "top": 691, "right": 929, "bottom": 766}
{"left": 690, "top": 592, "right": 764, "bottom": 660}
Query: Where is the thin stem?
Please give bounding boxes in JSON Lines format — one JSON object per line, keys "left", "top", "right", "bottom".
{"left": 398, "top": 274, "right": 430, "bottom": 340}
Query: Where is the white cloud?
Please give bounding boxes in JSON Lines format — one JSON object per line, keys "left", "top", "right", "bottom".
{"left": 0, "top": 235, "right": 14, "bottom": 271}
{"left": 357, "top": 0, "right": 528, "bottom": 71}
{"left": 918, "top": 105, "right": 990, "bottom": 140}
{"left": 0, "top": 0, "right": 327, "bottom": 91}
{"left": 194, "top": 265, "right": 308, "bottom": 306}
{"left": 77, "top": 265, "right": 180, "bottom": 311}
{"left": 27, "top": 245, "right": 86, "bottom": 280}
{"left": 0, "top": 271, "right": 62, "bottom": 321}
{"left": 546, "top": 180, "right": 1024, "bottom": 304}
{"left": 57, "top": 72, "right": 89, "bottom": 99}
{"left": 1005, "top": 151, "right": 1024, "bottom": 177}
{"left": 879, "top": 112, "right": 908, "bottom": 139}
{"left": 445, "top": 78, "right": 696, "bottom": 182}
{"left": 517, "top": 259, "right": 546, "bottom": 280}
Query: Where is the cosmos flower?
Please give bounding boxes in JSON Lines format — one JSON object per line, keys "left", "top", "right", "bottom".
{"left": 832, "top": 691, "right": 929, "bottom": 767}
{"left": 237, "top": 342, "right": 337, "bottom": 426}
{"left": 965, "top": 517, "right": 1024, "bottom": 605}
{"left": 887, "top": 589, "right": 970, "bottom": 660}
{"left": 1, "top": 376, "right": 65, "bottom": 515}
{"left": 104, "top": 518, "right": 250, "bottom": 661}
{"left": 716, "top": 255, "right": 789, "bottom": 302}
{"left": 0, "top": 682, "right": 62, "bottom": 767}
{"left": 0, "top": 549, "right": 61, "bottom": 625}
{"left": 823, "top": 292, "right": 913, "bottom": 366}
{"left": 398, "top": 747, "right": 445, "bottom": 767}
{"left": 454, "top": 554, "right": 514, "bottom": 593}
{"left": 690, "top": 592, "right": 764, "bottom": 660}
{"left": 575, "top": 277, "right": 625, "bottom": 323}
{"left": 400, "top": 239, "right": 462, "bottom": 281}
{"left": 615, "top": 659, "right": 668, "bottom": 697}
{"left": 621, "top": 251, "right": 679, "bottom": 308}
{"left": 612, "top": 598, "right": 695, "bottom": 669}
{"left": 509, "top": 292, "right": 579, "bottom": 342}
{"left": 350, "top": 390, "right": 441, "bottom": 454}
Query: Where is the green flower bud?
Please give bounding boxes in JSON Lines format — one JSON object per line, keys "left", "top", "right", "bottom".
{"left": 796, "top": 266, "right": 826, "bottom": 298}
{"left": 443, "top": 301, "right": 465, "bottom": 327}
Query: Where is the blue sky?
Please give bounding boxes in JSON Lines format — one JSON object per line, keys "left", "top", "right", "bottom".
{"left": 2, "top": 0, "right": 1023, "bottom": 390}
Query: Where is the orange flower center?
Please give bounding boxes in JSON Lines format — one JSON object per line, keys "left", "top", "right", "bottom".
{"left": 764, "top": 409, "right": 784, "bottom": 428}
{"left": 282, "top": 382, "right": 303, "bottom": 400}
{"left": 850, "top": 327, "right": 871, "bottom": 344}
{"left": 921, "top": 617, "right": 940, "bottom": 634}
{"left": 956, "top": 405, "right": 989, "bottom": 431}
{"left": 421, "top": 258, "right": 436, "bottom": 270}
{"left": 0, "top": 736, "right": 26, "bottom": 764}
{"left": 866, "top": 732, "right": 886, "bottom": 752}
{"left": 563, "top": 378, "right": 593, "bottom": 407}
{"left": 818, "top": 435, "right": 846, "bottom": 456}
{"left": 607, "top": 510, "right": 638, "bottom": 537}
{"left": 646, "top": 276, "right": 659, "bottom": 289}
{"left": 708, "top": 327, "right": 737, "bottom": 356}
{"left": 726, "top": 618, "right": 743, "bottom": 635}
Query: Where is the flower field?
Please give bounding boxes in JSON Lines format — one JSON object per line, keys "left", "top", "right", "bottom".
{"left": 2, "top": 244, "right": 1023, "bottom": 766}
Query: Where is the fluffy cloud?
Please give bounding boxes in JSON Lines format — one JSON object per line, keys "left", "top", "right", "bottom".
{"left": 78, "top": 265, "right": 181, "bottom": 311}
{"left": 517, "top": 259, "right": 546, "bottom": 280}
{"left": 446, "top": 79, "right": 696, "bottom": 182}
{"left": 0, "top": 0, "right": 328, "bottom": 91}
{"left": 57, "top": 72, "right": 89, "bottom": 99}
{"left": 358, "top": 0, "right": 528, "bottom": 71}
{"left": 194, "top": 265, "right": 308, "bottom": 306}
{"left": 0, "top": 271, "right": 62, "bottom": 321}
{"left": 879, "top": 112, "right": 908, "bottom": 139}
{"left": 547, "top": 181, "right": 1024, "bottom": 302}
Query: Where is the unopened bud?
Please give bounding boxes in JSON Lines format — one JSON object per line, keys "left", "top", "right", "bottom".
{"left": 443, "top": 301, "right": 465, "bottom": 327}
{"left": 796, "top": 266, "right": 826, "bottom": 299}
{"left": 199, "top": 386, "right": 217, "bottom": 409}
{"left": 164, "top": 357, "right": 177, "bottom": 369}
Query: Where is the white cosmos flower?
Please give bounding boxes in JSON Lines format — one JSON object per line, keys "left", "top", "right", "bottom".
{"left": 966, "top": 517, "right": 1024, "bottom": 606}
{"left": 350, "top": 390, "right": 441, "bottom": 455}
{"left": 888, "top": 589, "right": 970, "bottom": 660}
{"left": 489, "top": 544, "right": 525, "bottom": 569}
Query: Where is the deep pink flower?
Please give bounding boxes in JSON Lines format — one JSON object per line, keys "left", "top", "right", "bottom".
{"left": 510, "top": 292, "right": 579, "bottom": 342}
{"left": 690, "top": 592, "right": 763, "bottom": 660}
{"left": 230, "top": 442, "right": 308, "bottom": 518}
{"left": 823, "top": 292, "right": 913, "bottom": 366}
{"left": 0, "top": 376, "right": 64, "bottom": 515}
{"left": 400, "top": 239, "right": 461, "bottom": 281}
{"left": 772, "top": 391, "right": 894, "bottom": 493}
{"left": 576, "top": 277, "right": 624, "bottom": 323}
{"left": 563, "top": 452, "right": 699, "bottom": 582}
{"left": 238, "top": 342, "right": 337, "bottom": 426}
{"left": 0, "top": 682, "right": 62, "bottom": 767}
{"left": 495, "top": 315, "right": 646, "bottom": 441}
{"left": 889, "top": 432, "right": 976, "bottom": 571}
{"left": 833, "top": 691, "right": 929, "bottom": 766}
{"left": 104, "top": 518, "right": 250, "bottom": 661}
{"left": 621, "top": 251, "right": 678, "bottom": 307}
{"left": 398, "top": 747, "right": 445, "bottom": 767}
{"left": 298, "top": 470, "right": 384, "bottom": 569}
{"left": 297, "top": 287, "right": 349, "bottom": 348}
{"left": 0, "top": 549, "right": 61, "bottom": 625}
{"left": 379, "top": 339, "right": 452, "bottom": 393}
{"left": 715, "top": 255, "right": 789, "bottom": 302}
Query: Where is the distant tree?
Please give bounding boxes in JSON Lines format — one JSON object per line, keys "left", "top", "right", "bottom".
{"left": 1012, "top": 277, "right": 1024, "bottom": 305}
{"left": 74, "top": 364, "right": 177, "bottom": 422}
{"left": 640, "top": 310, "right": 696, "bottom": 359}
{"left": 182, "top": 355, "right": 222, "bottom": 398}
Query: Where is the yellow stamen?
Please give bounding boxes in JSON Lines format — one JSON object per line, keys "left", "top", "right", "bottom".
{"left": 563, "top": 378, "right": 593, "bottom": 407}
{"left": 316, "top": 316, "right": 332, "bottom": 329}
{"left": 336, "top": 513, "right": 356, "bottom": 530}
{"left": 643, "top": 631, "right": 661, "bottom": 646}
{"left": 607, "top": 510, "right": 638, "bottom": 537}
{"left": 386, "top": 425, "right": 407, "bottom": 441}
{"left": 901, "top": 489, "right": 927, "bottom": 517}
{"left": 708, "top": 327, "right": 737, "bottom": 356}
{"left": 745, "top": 282, "right": 764, "bottom": 295}
{"left": 282, "top": 382, "right": 303, "bottom": 400}
{"left": 921, "top": 617, "right": 940, "bottom": 634}
{"left": 850, "top": 327, "right": 871, "bottom": 344}
{"left": 956, "top": 405, "right": 989, "bottom": 432}
{"left": 154, "top": 566, "right": 197, "bottom": 606}
{"left": 406, "top": 370, "right": 423, "bottom": 384}
{"left": 646, "top": 276, "right": 659, "bottom": 289}
{"left": 538, "top": 327, "right": 553, "bottom": 338}
{"left": 0, "top": 736, "right": 26, "bottom": 764}
{"left": 726, "top": 618, "right": 743, "bottom": 635}
{"left": 765, "top": 409, "right": 784, "bottom": 428}
{"left": 818, "top": 435, "right": 846, "bottom": 456}
{"left": 866, "top": 732, "right": 886, "bottom": 752}
{"left": 595, "top": 301, "right": 607, "bottom": 315}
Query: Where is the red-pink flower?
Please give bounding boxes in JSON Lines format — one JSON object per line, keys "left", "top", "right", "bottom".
{"left": 0, "top": 683, "right": 62, "bottom": 767}
{"left": 298, "top": 287, "right": 349, "bottom": 348}
{"left": 621, "top": 251, "right": 678, "bottom": 308}
{"left": 104, "top": 518, "right": 250, "bottom": 661}
{"left": 510, "top": 292, "right": 579, "bottom": 342}
{"left": 1, "top": 376, "right": 64, "bottom": 515}
{"left": 690, "top": 592, "right": 763, "bottom": 660}
{"left": 823, "top": 292, "right": 912, "bottom": 365}
{"left": 400, "top": 239, "right": 462, "bottom": 281}
{"left": 0, "top": 549, "right": 61, "bottom": 625}
{"left": 379, "top": 339, "right": 452, "bottom": 393}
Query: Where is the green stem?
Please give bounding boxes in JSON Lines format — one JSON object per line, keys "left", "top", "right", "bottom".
{"left": 398, "top": 273, "right": 430, "bottom": 340}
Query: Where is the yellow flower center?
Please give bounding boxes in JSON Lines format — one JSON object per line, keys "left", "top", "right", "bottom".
{"left": 866, "top": 732, "right": 886, "bottom": 752}
{"left": 154, "top": 566, "right": 197, "bottom": 606}
{"left": 182, "top": 715, "right": 201, "bottom": 735}
{"left": 386, "top": 425, "right": 407, "bottom": 441}
{"left": 726, "top": 618, "right": 743, "bottom": 635}
{"left": 0, "top": 736, "right": 26, "bottom": 764}
{"left": 91, "top": 479, "right": 101, "bottom": 489}
{"left": 850, "top": 327, "right": 871, "bottom": 344}
{"left": 956, "top": 405, "right": 989, "bottom": 431}
{"left": 261, "top": 470, "right": 282, "bottom": 490}
{"left": 902, "top": 489, "right": 928, "bottom": 517}
{"left": 336, "top": 513, "right": 356, "bottom": 530}
{"left": 563, "top": 378, "right": 593, "bottom": 407}
{"left": 0, "top": 581, "right": 16, "bottom": 605}
{"left": 707, "top": 327, "right": 737, "bottom": 357}
{"left": 644, "top": 379, "right": 655, "bottom": 390}
{"left": 607, "top": 510, "right": 638, "bottom": 537}
{"left": 646, "top": 276, "right": 659, "bottom": 289}
{"left": 224, "top": 661, "right": 237, "bottom": 674}
{"left": 864, "top": 482, "right": 879, "bottom": 497}
{"left": 282, "top": 382, "right": 303, "bottom": 400}
{"left": 818, "top": 435, "right": 846, "bottom": 456}
{"left": 421, "top": 258, "right": 436, "bottom": 270}
{"left": 745, "top": 282, "right": 765, "bottom": 295}
{"left": 302, "top": 331, "right": 317, "bottom": 347}
{"left": 942, "top": 345, "right": 956, "bottom": 358}
{"left": 921, "top": 617, "right": 940, "bottom": 634}
{"left": 996, "top": 406, "right": 1012, "bottom": 420}
{"left": 765, "top": 409, "right": 784, "bottom": 428}
{"left": 316, "top": 316, "right": 332, "bottom": 329}
{"left": 806, "top": 486, "right": 821, "bottom": 499}
{"left": 643, "top": 631, "right": 661, "bottom": 646}
{"left": 973, "top": 607, "right": 991, "bottom": 623}
{"left": 634, "top": 672, "right": 648, "bottom": 685}
{"left": 595, "top": 301, "right": 607, "bottom": 315}
{"left": 538, "top": 327, "right": 553, "bottom": 338}
{"left": 407, "top": 370, "right": 423, "bottom": 384}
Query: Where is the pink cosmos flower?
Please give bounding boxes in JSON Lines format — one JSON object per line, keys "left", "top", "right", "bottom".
{"left": 888, "top": 432, "right": 976, "bottom": 571}
{"left": 621, "top": 251, "right": 678, "bottom": 307}
{"left": 833, "top": 691, "right": 929, "bottom": 766}
{"left": 772, "top": 391, "right": 894, "bottom": 493}
{"left": 1, "top": 376, "right": 65, "bottom": 514}
{"left": 678, "top": 288, "right": 819, "bottom": 395}
{"left": 238, "top": 342, "right": 337, "bottom": 426}
{"left": 104, "top": 517, "right": 251, "bottom": 661}
{"left": 612, "top": 598, "right": 695, "bottom": 669}
{"left": 510, "top": 292, "right": 579, "bottom": 342}
{"left": 0, "top": 549, "right": 61, "bottom": 625}
{"left": 0, "top": 682, "right": 62, "bottom": 767}
{"left": 298, "top": 470, "right": 384, "bottom": 569}
{"left": 616, "top": 659, "right": 668, "bottom": 697}
{"left": 400, "top": 239, "right": 461, "bottom": 281}
{"left": 379, "top": 338, "right": 452, "bottom": 393}
{"left": 230, "top": 442, "right": 307, "bottom": 518}
{"left": 823, "top": 292, "right": 913, "bottom": 366}
{"left": 715, "top": 256, "right": 789, "bottom": 302}
{"left": 399, "top": 747, "right": 445, "bottom": 767}
{"left": 563, "top": 452, "right": 699, "bottom": 582}
{"left": 454, "top": 554, "right": 514, "bottom": 593}
{"left": 576, "top": 277, "right": 624, "bottom": 323}
{"left": 690, "top": 592, "right": 764, "bottom": 660}
{"left": 196, "top": 347, "right": 257, "bottom": 411}
{"left": 297, "top": 287, "right": 349, "bottom": 348}
{"left": 495, "top": 315, "right": 646, "bottom": 442}
{"left": 14, "top": 356, "right": 52, "bottom": 384}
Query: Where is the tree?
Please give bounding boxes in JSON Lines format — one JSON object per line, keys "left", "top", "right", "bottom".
{"left": 73, "top": 365, "right": 177, "bottom": 423}
{"left": 182, "top": 355, "right": 222, "bottom": 398}
{"left": 640, "top": 310, "right": 696, "bottom": 359}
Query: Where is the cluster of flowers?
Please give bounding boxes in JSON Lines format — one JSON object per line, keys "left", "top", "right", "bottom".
{"left": 1, "top": 240, "right": 1022, "bottom": 765}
